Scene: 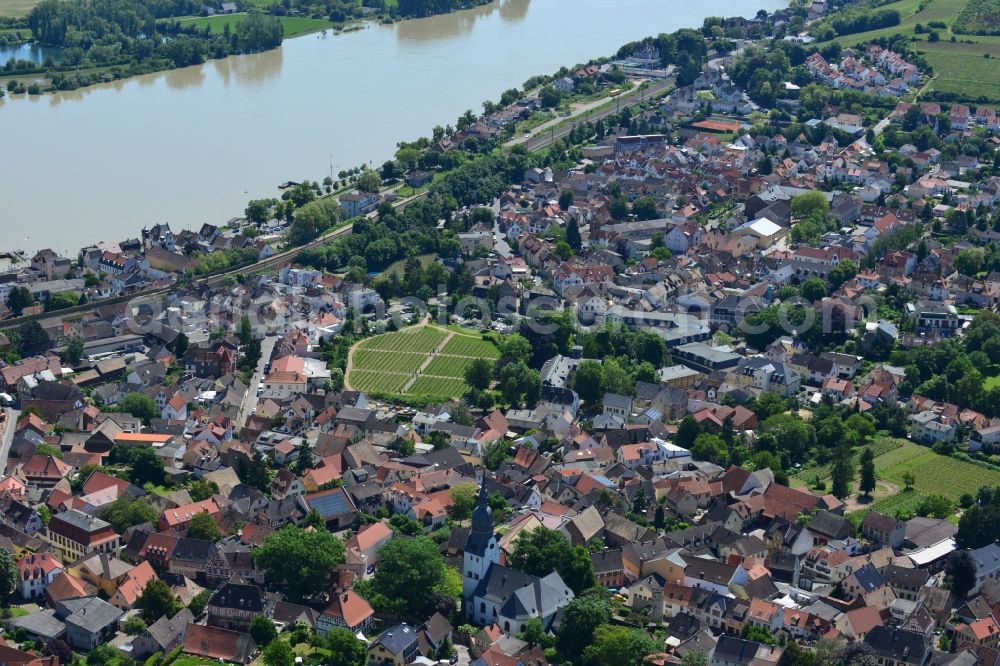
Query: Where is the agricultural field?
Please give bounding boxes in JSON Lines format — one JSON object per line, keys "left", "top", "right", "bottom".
{"left": 791, "top": 436, "right": 902, "bottom": 486}
{"left": 919, "top": 40, "right": 1000, "bottom": 100}
{"left": 0, "top": 0, "right": 40, "bottom": 17}
{"left": 173, "top": 13, "right": 334, "bottom": 37}
{"left": 347, "top": 325, "right": 500, "bottom": 401}
{"left": 828, "top": 0, "right": 1000, "bottom": 100}
{"left": 797, "top": 436, "right": 1000, "bottom": 518}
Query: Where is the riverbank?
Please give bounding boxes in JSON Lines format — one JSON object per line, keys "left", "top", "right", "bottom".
{"left": 0, "top": 0, "right": 492, "bottom": 96}
{"left": 0, "top": 0, "right": 789, "bottom": 255}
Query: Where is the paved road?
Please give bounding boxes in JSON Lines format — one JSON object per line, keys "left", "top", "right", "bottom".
{"left": 0, "top": 408, "right": 21, "bottom": 476}
{"left": 235, "top": 335, "right": 278, "bottom": 432}
{"left": 510, "top": 77, "right": 675, "bottom": 153}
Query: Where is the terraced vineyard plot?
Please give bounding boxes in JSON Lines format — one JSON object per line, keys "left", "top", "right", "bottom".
{"left": 791, "top": 437, "right": 903, "bottom": 486}
{"left": 360, "top": 327, "right": 447, "bottom": 354}
{"left": 347, "top": 326, "right": 501, "bottom": 401}
{"left": 349, "top": 370, "right": 410, "bottom": 394}
{"left": 352, "top": 348, "right": 426, "bottom": 374}
{"left": 879, "top": 451, "right": 1000, "bottom": 501}
{"left": 409, "top": 375, "right": 469, "bottom": 397}
{"left": 424, "top": 355, "right": 473, "bottom": 378}
{"left": 440, "top": 336, "right": 501, "bottom": 359}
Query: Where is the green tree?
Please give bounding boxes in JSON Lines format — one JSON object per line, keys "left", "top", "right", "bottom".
{"left": 791, "top": 191, "right": 829, "bottom": 219}
{"left": 188, "top": 589, "right": 212, "bottom": 617}
{"left": 262, "top": 640, "right": 294, "bottom": 666}
{"left": 559, "top": 190, "right": 575, "bottom": 211}
{"left": 122, "top": 616, "right": 147, "bottom": 635}
{"left": 105, "top": 495, "right": 158, "bottom": 533}
{"left": 186, "top": 512, "right": 221, "bottom": 542}
{"left": 519, "top": 618, "right": 546, "bottom": 648}
{"left": 499, "top": 360, "right": 541, "bottom": 407}
{"left": 509, "top": 527, "right": 596, "bottom": 594}
{"left": 557, "top": 592, "right": 613, "bottom": 660}
{"left": 691, "top": 433, "right": 728, "bottom": 465}
{"left": 574, "top": 360, "right": 604, "bottom": 403}
{"left": 63, "top": 337, "right": 84, "bottom": 366}
{"left": 902, "top": 471, "right": 916, "bottom": 490}
{"left": 957, "top": 498, "right": 1000, "bottom": 549}
{"left": 239, "top": 451, "right": 272, "bottom": 492}
{"left": 594, "top": 357, "right": 627, "bottom": 396}
{"left": 17, "top": 320, "right": 50, "bottom": 355}
{"left": 566, "top": 217, "right": 582, "bottom": 251}
{"left": 372, "top": 536, "right": 445, "bottom": 616}
{"left": 554, "top": 241, "right": 574, "bottom": 260}
{"left": 117, "top": 392, "right": 158, "bottom": 424}
{"left": 0, "top": 549, "right": 17, "bottom": 605}
{"left": 830, "top": 440, "right": 855, "bottom": 499}
{"left": 682, "top": 651, "right": 709, "bottom": 666}
{"left": 500, "top": 334, "right": 532, "bottom": 365}
{"left": 6, "top": 286, "right": 35, "bottom": 316}
{"left": 631, "top": 196, "right": 659, "bottom": 221}
{"left": 356, "top": 170, "right": 382, "bottom": 193}
{"left": 583, "top": 624, "right": 661, "bottom": 666}
{"left": 174, "top": 331, "right": 189, "bottom": 359}
{"left": 463, "top": 358, "right": 494, "bottom": 391}
{"left": 742, "top": 624, "right": 778, "bottom": 645}
{"left": 425, "top": 430, "right": 451, "bottom": 452}
{"left": 450, "top": 482, "right": 478, "bottom": 520}
{"left": 287, "top": 198, "right": 339, "bottom": 245}
{"left": 188, "top": 479, "right": 218, "bottom": 502}
{"left": 946, "top": 550, "right": 977, "bottom": 599}
{"left": 918, "top": 494, "right": 954, "bottom": 519}
{"left": 859, "top": 447, "right": 876, "bottom": 497}
{"left": 245, "top": 198, "right": 276, "bottom": 225}
{"left": 800, "top": 277, "right": 827, "bottom": 303}
{"left": 249, "top": 616, "right": 277, "bottom": 647}
{"left": 482, "top": 439, "right": 510, "bottom": 470}
{"left": 237, "top": 314, "right": 254, "bottom": 346}
{"left": 129, "top": 446, "right": 166, "bottom": 486}
{"left": 326, "top": 627, "right": 367, "bottom": 666}
{"left": 955, "top": 248, "right": 986, "bottom": 276}
{"left": 254, "top": 526, "right": 345, "bottom": 601}
{"left": 137, "top": 578, "right": 180, "bottom": 623}
{"left": 675, "top": 415, "right": 702, "bottom": 449}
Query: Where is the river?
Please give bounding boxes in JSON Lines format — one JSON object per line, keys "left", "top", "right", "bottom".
{"left": 0, "top": 0, "right": 786, "bottom": 256}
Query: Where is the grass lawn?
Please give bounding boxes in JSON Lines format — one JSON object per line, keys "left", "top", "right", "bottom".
{"left": 348, "top": 324, "right": 499, "bottom": 401}
{"left": 380, "top": 252, "right": 437, "bottom": 280}
{"left": 174, "top": 13, "right": 334, "bottom": 37}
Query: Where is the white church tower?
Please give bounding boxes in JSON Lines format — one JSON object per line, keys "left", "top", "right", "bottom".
{"left": 462, "top": 475, "right": 499, "bottom": 604}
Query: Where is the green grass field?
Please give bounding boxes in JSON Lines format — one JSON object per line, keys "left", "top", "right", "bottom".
{"left": 348, "top": 325, "right": 500, "bottom": 401}
{"left": 0, "top": 0, "right": 40, "bottom": 17}
{"left": 798, "top": 436, "right": 1000, "bottom": 518}
{"left": 174, "top": 13, "right": 333, "bottom": 37}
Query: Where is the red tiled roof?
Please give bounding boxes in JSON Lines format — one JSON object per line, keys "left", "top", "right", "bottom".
{"left": 321, "top": 590, "right": 373, "bottom": 629}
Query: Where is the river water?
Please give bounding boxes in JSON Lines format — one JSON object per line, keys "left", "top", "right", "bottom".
{"left": 0, "top": 0, "right": 786, "bottom": 256}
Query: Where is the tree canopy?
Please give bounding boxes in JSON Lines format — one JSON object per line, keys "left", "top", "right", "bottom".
{"left": 254, "top": 526, "right": 345, "bottom": 601}
{"left": 371, "top": 536, "right": 446, "bottom": 617}
{"left": 509, "top": 527, "right": 596, "bottom": 595}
